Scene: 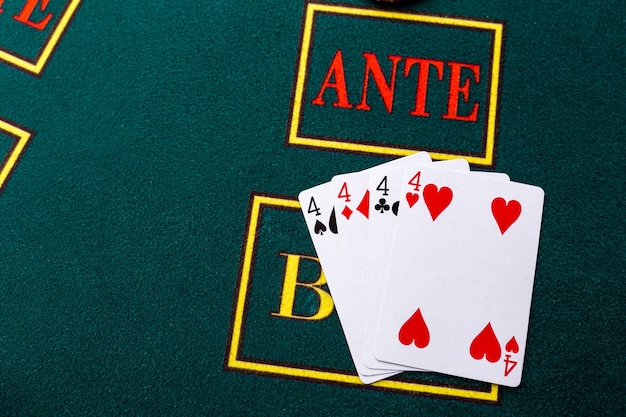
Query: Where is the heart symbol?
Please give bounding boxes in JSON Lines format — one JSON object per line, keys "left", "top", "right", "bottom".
{"left": 314, "top": 220, "right": 326, "bottom": 235}
{"left": 469, "top": 322, "right": 501, "bottom": 363}
{"left": 505, "top": 336, "right": 519, "bottom": 353}
{"left": 491, "top": 198, "right": 522, "bottom": 234}
{"left": 398, "top": 308, "right": 430, "bottom": 348}
{"left": 405, "top": 192, "right": 419, "bottom": 208}
{"left": 423, "top": 184, "right": 453, "bottom": 221}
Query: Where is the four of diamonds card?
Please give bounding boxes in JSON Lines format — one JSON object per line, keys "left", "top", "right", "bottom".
{"left": 298, "top": 152, "right": 545, "bottom": 387}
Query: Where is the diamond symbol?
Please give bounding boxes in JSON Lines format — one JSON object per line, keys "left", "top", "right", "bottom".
{"left": 341, "top": 205, "right": 353, "bottom": 219}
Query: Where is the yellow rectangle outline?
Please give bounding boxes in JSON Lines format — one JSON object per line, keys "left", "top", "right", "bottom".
{"left": 0, "top": 119, "right": 31, "bottom": 189}
{"left": 227, "top": 193, "right": 498, "bottom": 402}
{"left": 288, "top": 3, "right": 504, "bottom": 166}
{"left": 0, "top": 0, "right": 82, "bottom": 75}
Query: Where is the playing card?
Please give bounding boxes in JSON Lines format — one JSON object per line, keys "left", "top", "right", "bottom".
{"left": 373, "top": 164, "right": 544, "bottom": 387}
{"left": 356, "top": 159, "right": 471, "bottom": 373}
{"left": 298, "top": 152, "right": 432, "bottom": 381}
{"left": 362, "top": 163, "right": 511, "bottom": 372}
{"left": 299, "top": 182, "right": 399, "bottom": 383}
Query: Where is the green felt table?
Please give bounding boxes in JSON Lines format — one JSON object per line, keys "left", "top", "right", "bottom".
{"left": 0, "top": 0, "right": 623, "bottom": 415}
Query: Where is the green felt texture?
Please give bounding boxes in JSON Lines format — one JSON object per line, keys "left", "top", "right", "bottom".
{"left": 0, "top": 0, "right": 623, "bottom": 415}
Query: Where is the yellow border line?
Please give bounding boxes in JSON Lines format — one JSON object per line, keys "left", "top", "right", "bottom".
{"left": 227, "top": 193, "right": 499, "bottom": 402}
{"left": 227, "top": 195, "right": 301, "bottom": 366}
{"left": 0, "top": 119, "right": 31, "bottom": 190}
{"left": 0, "top": 0, "right": 81, "bottom": 75}
{"left": 288, "top": 3, "right": 504, "bottom": 166}
{"left": 485, "top": 23, "right": 503, "bottom": 164}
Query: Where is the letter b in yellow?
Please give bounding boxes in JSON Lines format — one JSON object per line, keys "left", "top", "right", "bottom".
{"left": 271, "top": 252, "right": 334, "bottom": 321}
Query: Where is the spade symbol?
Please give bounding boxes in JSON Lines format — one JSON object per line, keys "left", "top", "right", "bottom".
{"left": 391, "top": 201, "right": 400, "bottom": 216}
{"left": 328, "top": 207, "right": 338, "bottom": 234}
{"left": 314, "top": 220, "right": 326, "bottom": 235}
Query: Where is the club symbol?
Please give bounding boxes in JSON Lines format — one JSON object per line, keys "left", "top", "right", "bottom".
{"left": 392, "top": 201, "right": 400, "bottom": 216}
{"left": 375, "top": 198, "right": 390, "bottom": 213}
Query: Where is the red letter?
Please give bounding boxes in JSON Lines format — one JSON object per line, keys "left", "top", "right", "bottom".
{"left": 14, "top": 0, "right": 53, "bottom": 31}
{"left": 356, "top": 53, "right": 402, "bottom": 113}
{"left": 311, "top": 50, "right": 353, "bottom": 109}
{"left": 443, "top": 62, "right": 480, "bottom": 122}
{"left": 403, "top": 58, "right": 444, "bottom": 118}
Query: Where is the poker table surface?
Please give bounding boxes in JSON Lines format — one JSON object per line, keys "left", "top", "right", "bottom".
{"left": 0, "top": 0, "right": 623, "bottom": 415}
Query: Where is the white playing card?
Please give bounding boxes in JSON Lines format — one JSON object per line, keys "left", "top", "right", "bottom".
{"left": 361, "top": 162, "right": 511, "bottom": 373}
{"left": 298, "top": 183, "right": 397, "bottom": 383}
{"left": 303, "top": 152, "right": 432, "bottom": 380}
{"left": 329, "top": 155, "right": 476, "bottom": 376}
{"left": 298, "top": 152, "right": 434, "bottom": 382}
{"left": 362, "top": 159, "right": 471, "bottom": 373}
{"left": 373, "top": 164, "right": 544, "bottom": 387}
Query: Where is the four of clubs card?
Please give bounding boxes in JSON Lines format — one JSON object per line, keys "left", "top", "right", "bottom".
{"left": 299, "top": 152, "right": 544, "bottom": 387}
